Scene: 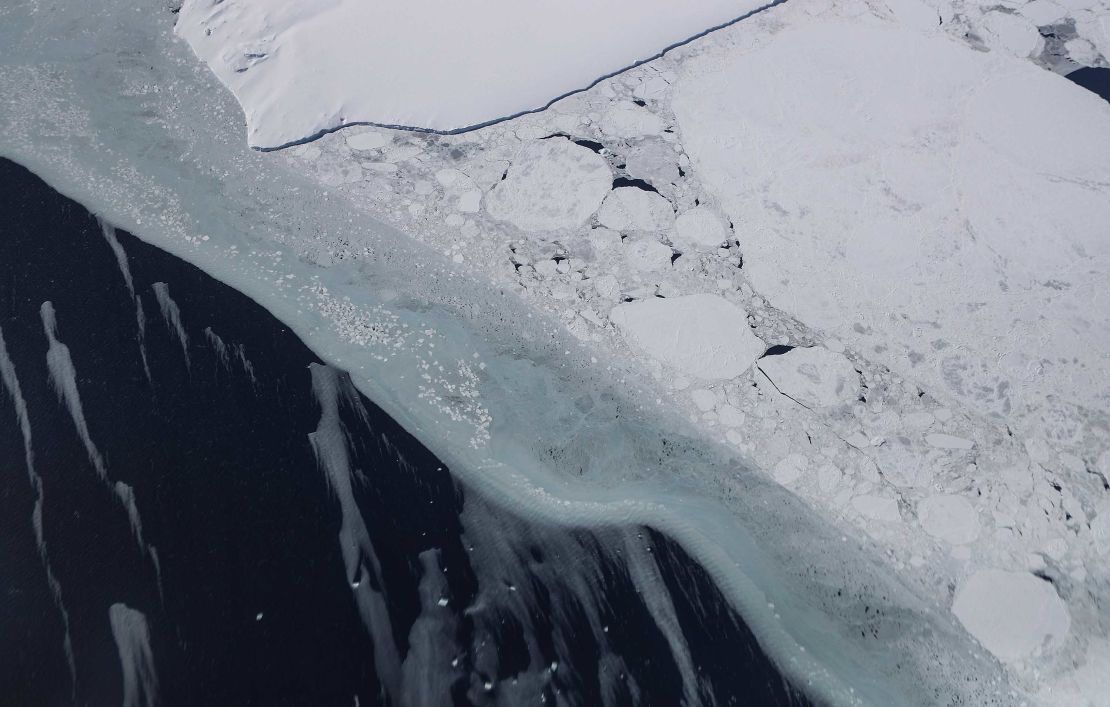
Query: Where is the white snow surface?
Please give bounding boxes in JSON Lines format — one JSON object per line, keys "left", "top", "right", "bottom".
{"left": 609, "top": 294, "right": 766, "bottom": 380}
{"left": 174, "top": 0, "right": 773, "bottom": 149}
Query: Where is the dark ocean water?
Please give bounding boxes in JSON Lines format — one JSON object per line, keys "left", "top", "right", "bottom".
{"left": 0, "top": 157, "right": 810, "bottom": 707}
{"left": 1066, "top": 66, "right": 1110, "bottom": 103}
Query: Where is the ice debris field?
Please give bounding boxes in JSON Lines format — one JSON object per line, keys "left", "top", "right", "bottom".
{"left": 2, "top": 0, "right": 1109, "bottom": 703}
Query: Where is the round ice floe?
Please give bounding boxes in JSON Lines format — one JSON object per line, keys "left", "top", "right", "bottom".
{"left": 674, "top": 206, "right": 728, "bottom": 250}
{"left": 917, "top": 495, "right": 980, "bottom": 545}
{"left": 952, "top": 569, "right": 1071, "bottom": 662}
{"left": 609, "top": 294, "right": 764, "bottom": 380}
{"left": 597, "top": 187, "right": 674, "bottom": 232}
{"left": 756, "top": 346, "right": 860, "bottom": 409}
{"left": 485, "top": 138, "right": 611, "bottom": 232}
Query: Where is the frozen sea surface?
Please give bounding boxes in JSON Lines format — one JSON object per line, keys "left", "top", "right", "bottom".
{"left": 0, "top": 0, "right": 1052, "bottom": 705}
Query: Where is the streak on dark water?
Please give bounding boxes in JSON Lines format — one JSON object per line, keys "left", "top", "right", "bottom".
{"left": 0, "top": 157, "right": 812, "bottom": 707}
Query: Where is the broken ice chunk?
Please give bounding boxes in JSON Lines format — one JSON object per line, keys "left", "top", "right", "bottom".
{"left": 851, "top": 495, "right": 901, "bottom": 522}
{"left": 623, "top": 237, "right": 673, "bottom": 272}
{"left": 609, "top": 294, "right": 764, "bottom": 380}
{"left": 925, "top": 433, "right": 974, "bottom": 450}
{"left": 674, "top": 206, "right": 728, "bottom": 250}
{"left": 757, "top": 346, "right": 860, "bottom": 409}
{"left": 597, "top": 187, "right": 675, "bottom": 232}
{"left": 917, "top": 495, "right": 980, "bottom": 545}
{"left": 485, "top": 138, "right": 611, "bottom": 232}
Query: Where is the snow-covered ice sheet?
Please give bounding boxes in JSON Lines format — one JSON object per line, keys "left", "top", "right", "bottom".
{"left": 174, "top": 0, "right": 777, "bottom": 149}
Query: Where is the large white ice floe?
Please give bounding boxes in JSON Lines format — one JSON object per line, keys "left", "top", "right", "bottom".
{"left": 174, "top": 0, "right": 774, "bottom": 148}
{"left": 952, "top": 569, "right": 1071, "bottom": 662}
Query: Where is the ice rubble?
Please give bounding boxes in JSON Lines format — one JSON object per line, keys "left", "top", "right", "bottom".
{"left": 228, "top": 1, "right": 1110, "bottom": 699}
{"left": 174, "top": 0, "right": 775, "bottom": 148}
{"left": 5, "top": 0, "right": 1110, "bottom": 702}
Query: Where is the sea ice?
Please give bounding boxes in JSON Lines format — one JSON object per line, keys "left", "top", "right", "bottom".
{"left": 597, "top": 187, "right": 675, "bottom": 233}
{"left": 952, "top": 569, "right": 1071, "bottom": 662}
{"left": 484, "top": 138, "right": 611, "bottom": 232}
{"left": 674, "top": 206, "right": 729, "bottom": 251}
{"left": 175, "top": 0, "right": 773, "bottom": 148}
{"left": 674, "top": 22, "right": 1110, "bottom": 431}
{"left": 756, "top": 346, "right": 860, "bottom": 409}
{"left": 917, "top": 495, "right": 980, "bottom": 545}
{"left": 608, "top": 294, "right": 764, "bottom": 380}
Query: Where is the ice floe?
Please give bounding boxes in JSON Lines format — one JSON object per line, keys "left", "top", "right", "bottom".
{"left": 952, "top": 569, "right": 1071, "bottom": 662}
{"left": 8, "top": 0, "right": 1110, "bottom": 701}
{"left": 757, "top": 346, "right": 860, "bottom": 410}
{"left": 609, "top": 294, "right": 764, "bottom": 380}
{"left": 484, "top": 138, "right": 610, "bottom": 232}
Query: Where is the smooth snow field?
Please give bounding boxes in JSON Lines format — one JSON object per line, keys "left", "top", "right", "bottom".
{"left": 4, "top": 0, "right": 1110, "bottom": 705}
{"left": 175, "top": 0, "right": 777, "bottom": 149}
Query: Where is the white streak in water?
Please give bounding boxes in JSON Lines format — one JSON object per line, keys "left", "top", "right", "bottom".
{"left": 0, "top": 325, "right": 77, "bottom": 700}
{"left": 40, "top": 302, "right": 163, "bottom": 598}
{"left": 98, "top": 220, "right": 151, "bottom": 382}
{"left": 134, "top": 295, "right": 152, "bottom": 383}
{"left": 203, "top": 327, "right": 231, "bottom": 370}
{"left": 233, "top": 343, "right": 257, "bottom": 385}
{"left": 622, "top": 529, "right": 704, "bottom": 707}
{"left": 308, "top": 364, "right": 401, "bottom": 699}
{"left": 41, "top": 301, "right": 109, "bottom": 481}
{"left": 108, "top": 603, "right": 158, "bottom": 707}
{"left": 98, "top": 218, "right": 134, "bottom": 297}
{"left": 205, "top": 328, "right": 258, "bottom": 386}
{"left": 114, "top": 482, "right": 146, "bottom": 548}
{"left": 150, "top": 282, "right": 189, "bottom": 369}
